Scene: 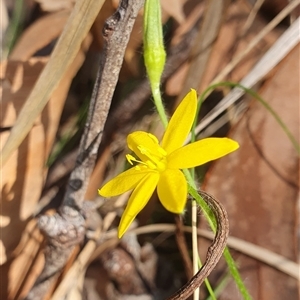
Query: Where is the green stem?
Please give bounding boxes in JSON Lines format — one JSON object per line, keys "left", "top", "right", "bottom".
{"left": 205, "top": 272, "right": 231, "bottom": 300}
{"left": 201, "top": 258, "right": 217, "bottom": 300}
{"left": 184, "top": 170, "right": 218, "bottom": 299}
{"left": 188, "top": 185, "right": 252, "bottom": 300}
{"left": 3, "top": 0, "right": 24, "bottom": 58}
{"left": 190, "top": 95, "right": 203, "bottom": 179}
{"left": 187, "top": 87, "right": 251, "bottom": 298}
{"left": 192, "top": 200, "right": 200, "bottom": 300}
{"left": 203, "top": 278, "right": 217, "bottom": 300}
{"left": 223, "top": 248, "right": 252, "bottom": 300}
{"left": 151, "top": 83, "right": 168, "bottom": 128}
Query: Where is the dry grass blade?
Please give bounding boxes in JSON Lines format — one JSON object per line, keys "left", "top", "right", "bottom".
{"left": 0, "top": 0, "right": 106, "bottom": 167}
{"left": 127, "top": 224, "right": 300, "bottom": 280}
{"left": 193, "top": 16, "right": 300, "bottom": 137}
{"left": 240, "top": 0, "right": 266, "bottom": 35}
{"left": 212, "top": 0, "right": 300, "bottom": 85}
{"left": 50, "top": 229, "right": 102, "bottom": 300}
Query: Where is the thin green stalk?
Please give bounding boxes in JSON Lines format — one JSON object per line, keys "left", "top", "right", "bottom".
{"left": 191, "top": 95, "right": 203, "bottom": 142}
{"left": 152, "top": 83, "right": 168, "bottom": 128}
{"left": 185, "top": 89, "right": 251, "bottom": 298}
{"left": 186, "top": 82, "right": 297, "bottom": 299}
{"left": 203, "top": 279, "right": 217, "bottom": 300}
{"left": 190, "top": 95, "right": 203, "bottom": 179}
{"left": 190, "top": 97, "right": 217, "bottom": 299}
{"left": 3, "top": 0, "right": 24, "bottom": 58}
{"left": 223, "top": 248, "right": 251, "bottom": 299}
{"left": 152, "top": 89, "right": 215, "bottom": 296}
{"left": 184, "top": 170, "right": 218, "bottom": 299}
{"left": 143, "top": 3, "right": 251, "bottom": 298}
{"left": 192, "top": 200, "right": 200, "bottom": 300}
{"left": 188, "top": 186, "right": 252, "bottom": 300}
{"left": 201, "top": 257, "right": 217, "bottom": 300}
{"left": 206, "top": 272, "right": 231, "bottom": 300}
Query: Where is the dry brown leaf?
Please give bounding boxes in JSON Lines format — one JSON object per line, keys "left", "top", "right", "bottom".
{"left": 0, "top": 12, "right": 92, "bottom": 295}
{"left": 35, "top": 0, "right": 75, "bottom": 12}
{"left": 1, "top": 39, "right": 92, "bottom": 299}
{"left": 161, "top": 1, "right": 204, "bottom": 96}
{"left": 170, "top": 1, "right": 205, "bottom": 46}
{"left": 2, "top": 220, "right": 45, "bottom": 300}
{"left": 161, "top": 0, "right": 186, "bottom": 24}
{"left": 1, "top": 58, "right": 49, "bottom": 266}
{"left": 0, "top": 0, "right": 9, "bottom": 46}
{"left": 10, "top": 10, "right": 70, "bottom": 61}
{"left": 1, "top": 35, "right": 91, "bottom": 270}
{"left": 165, "top": 1, "right": 280, "bottom": 96}
{"left": 198, "top": 2, "right": 281, "bottom": 92}
{"left": 121, "top": 11, "right": 144, "bottom": 78}
{"left": 1, "top": 0, "right": 105, "bottom": 167}
{"left": 176, "top": 0, "right": 227, "bottom": 103}
{"left": 201, "top": 44, "right": 299, "bottom": 299}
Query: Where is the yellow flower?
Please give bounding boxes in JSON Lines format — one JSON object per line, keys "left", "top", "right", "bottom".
{"left": 99, "top": 89, "right": 239, "bottom": 238}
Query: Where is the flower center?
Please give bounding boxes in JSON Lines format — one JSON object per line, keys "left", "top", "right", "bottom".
{"left": 126, "top": 143, "right": 167, "bottom": 172}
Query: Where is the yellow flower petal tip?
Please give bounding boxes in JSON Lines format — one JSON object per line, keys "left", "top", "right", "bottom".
{"left": 118, "top": 219, "right": 131, "bottom": 239}
{"left": 99, "top": 90, "right": 240, "bottom": 238}
{"left": 161, "top": 89, "right": 198, "bottom": 153}
{"left": 118, "top": 218, "right": 131, "bottom": 239}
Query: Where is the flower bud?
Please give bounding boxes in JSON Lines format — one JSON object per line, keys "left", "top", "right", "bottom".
{"left": 143, "top": 0, "right": 166, "bottom": 89}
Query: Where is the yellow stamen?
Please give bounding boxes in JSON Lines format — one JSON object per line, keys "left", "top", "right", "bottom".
{"left": 126, "top": 154, "right": 146, "bottom": 166}
{"left": 136, "top": 144, "right": 167, "bottom": 172}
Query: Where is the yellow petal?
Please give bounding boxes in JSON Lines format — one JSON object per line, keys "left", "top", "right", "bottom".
{"left": 161, "top": 89, "right": 197, "bottom": 154}
{"left": 167, "top": 138, "right": 239, "bottom": 169}
{"left": 98, "top": 166, "right": 155, "bottom": 197}
{"left": 118, "top": 172, "right": 159, "bottom": 238}
{"left": 127, "top": 131, "right": 166, "bottom": 163}
{"left": 157, "top": 169, "right": 187, "bottom": 213}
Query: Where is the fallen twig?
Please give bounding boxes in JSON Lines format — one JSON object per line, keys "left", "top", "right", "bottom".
{"left": 25, "top": 1, "right": 144, "bottom": 299}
